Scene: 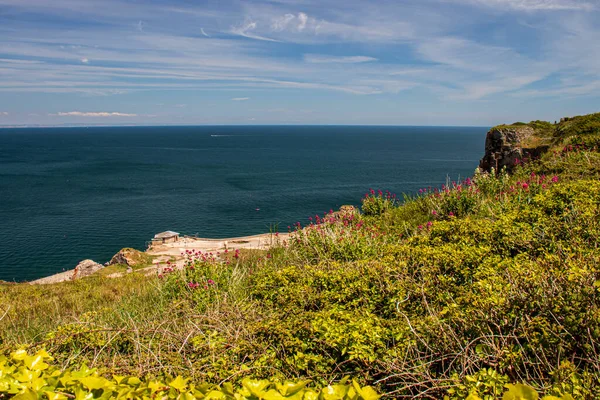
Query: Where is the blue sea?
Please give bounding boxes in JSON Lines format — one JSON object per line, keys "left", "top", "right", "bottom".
{"left": 0, "top": 126, "right": 487, "bottom": 281}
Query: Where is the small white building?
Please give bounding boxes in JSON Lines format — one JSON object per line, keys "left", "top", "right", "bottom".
{"left": 152, "top": 231, "right": 180, "bottom": 245}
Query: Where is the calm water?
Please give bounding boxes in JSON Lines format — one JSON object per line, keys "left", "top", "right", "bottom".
{"left": 0, "top": 126, "right": 486, "bottom": 281}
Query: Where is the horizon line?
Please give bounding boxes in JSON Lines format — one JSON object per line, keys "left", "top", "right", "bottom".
{"left": 0, "top": 123, "right": 492, "bottom": 130}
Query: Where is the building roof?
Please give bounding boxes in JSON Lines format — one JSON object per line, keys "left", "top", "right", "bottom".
{"left": 153, "top": 231, "right": 180, "bottom": 239}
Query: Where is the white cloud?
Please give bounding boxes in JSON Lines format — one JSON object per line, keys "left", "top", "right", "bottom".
{"left": 272, "top": 12, "right": 309, "bottom": 32}
{"left": 461, "top": 0, "right": 595, "bottom": 11}
{"left": 297, "top": 12, "right": 308, "bottom": 31}
{"left": 230, "top": 20, "right": 280, "bottom": 42}
{"left": 515, "top": 79, "right": 600, "bottom": 97}
{"left": 415, "top": 36, "right": 551, "bottom": 99}
{"left": 0, "top": 112, "right": 8, "bottom": 116}
{"left": 262, "top": 9, "right": 412, "bottom": 43}
{"left": 0, "top": 0, "right": 598, "bottom": 113}
{"left": 272, "top": 13, "right": 296, "bottom": 31}
{"left": 231, "top": 97, "right": 250, "bottom": 101}
{"left": 55, "top": 111, "right": 137, "bottom": 117}
{"left": 304, "top": 54, "right": 377, "bottom": 64}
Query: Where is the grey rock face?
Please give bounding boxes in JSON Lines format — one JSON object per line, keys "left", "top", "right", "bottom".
{"left": 479, "top": 126, "right": 547, "bottom": 173}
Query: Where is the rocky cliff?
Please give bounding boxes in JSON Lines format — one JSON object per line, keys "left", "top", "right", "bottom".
{"left": 479, "top": 122, "right": 552, "bottom": 173}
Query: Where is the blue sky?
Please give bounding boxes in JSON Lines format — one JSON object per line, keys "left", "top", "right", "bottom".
{"left": 0, "top": 0, "right": 599, "bottom": 126}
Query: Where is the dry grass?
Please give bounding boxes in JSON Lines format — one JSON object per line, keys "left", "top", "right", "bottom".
{"left": 0, "top": 272, "right": 161, "bottom": 345}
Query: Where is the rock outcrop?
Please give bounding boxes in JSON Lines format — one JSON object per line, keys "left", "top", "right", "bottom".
{"left": 479, "top": 125, "right": 550, "bottom": 173}
{"left": 71, "top": 259, "right": 103, "bottom": 280}
{"left": 327, "top": 205, "right": 358, "bottom": 221}
{"left": 109, "top": 248, "right": 150, "bottom": 267}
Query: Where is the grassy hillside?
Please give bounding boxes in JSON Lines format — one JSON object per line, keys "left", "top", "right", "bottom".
{"left": 1, "top": 114, "right": 600, "bottom": 399}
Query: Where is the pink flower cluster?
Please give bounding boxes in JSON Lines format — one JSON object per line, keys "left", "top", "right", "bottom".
{"left": 187, "top": 279, "right": 216, "bottom": 290}
{"left": 364, "top": 189, "right": 397, "bottom": 200}
{"left": 498, "top": 173, "right": 559, "bottom": 197}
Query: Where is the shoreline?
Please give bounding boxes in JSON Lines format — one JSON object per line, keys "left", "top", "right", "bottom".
{"left": 28, "top": 231, "right": 289, "bottom": 285}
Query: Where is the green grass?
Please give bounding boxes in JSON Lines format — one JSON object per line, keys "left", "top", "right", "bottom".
{"left": 2, "top": 112, "right": 600, "bottom": 398}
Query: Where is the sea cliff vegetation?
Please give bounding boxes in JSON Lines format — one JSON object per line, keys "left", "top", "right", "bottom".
{"left": 1, "top": 113, "right": 600, "bottom": 399}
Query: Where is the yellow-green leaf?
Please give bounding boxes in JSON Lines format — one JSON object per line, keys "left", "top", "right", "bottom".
{"left": 466, "top": 393, "right": 483, "bottom": 400}
{"left": 503, "top": 384, "right": 539, "bottom": 400}
{"left": 275, "top": 380, "right": 310, "bottom": 396}
{"left": 45, "top": 391, "right": 69, "bottom": 400}
{"left": 12, "top": 389, "right": 38, "bottom": 400}
{"left": 203, "top": 389, "right": 226, "bottom": 399}
{"left": 169, "top": 376, "right": 188, "bottom": 392}
{"left": 11, "top": 350, "right": 28, "bottom": 362}
{"left": 241, "top": 378, "right": 270, "bottom": 397}
{"left": 24, "top": 354, "right": 49, "bottom": 371}
{"left": 321, "top": 384, "right": 348, "bottom": 399}
{"left": 79, "top": 376, "right": 108, "bottom": 390}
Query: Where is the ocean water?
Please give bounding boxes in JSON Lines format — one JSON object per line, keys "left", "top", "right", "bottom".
{"left": 0, "top": 125, "right": 487, "bottom": 281}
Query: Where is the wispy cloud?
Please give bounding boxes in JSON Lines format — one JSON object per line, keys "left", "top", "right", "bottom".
{"left": 230, "top": 20, "right": 280, "bottom": 42}
{"left": 272, "top": 12, "right": 309, "bottom": 31}
{"left": 0, "top": 0, "right": 599, "bottom": 125}
{"left": 304, "top": 54, "right": 377, "bottom": 64}
{"left": 55, "top": 111, "right": 137, "bottom": 117}
{"left": 458, "top": 0, "right": 596, "bottom": 11}
{"left": 0, "top": 112, "right": 9, "bottom": 116}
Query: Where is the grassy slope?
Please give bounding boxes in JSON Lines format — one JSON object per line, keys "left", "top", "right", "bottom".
{"left": 1, "top": 113, "right": 600, "bottom": 399}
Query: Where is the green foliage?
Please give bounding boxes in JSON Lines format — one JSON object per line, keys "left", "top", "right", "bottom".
{"left": 361, "top": 190, "right": 396, "bottom": 216}
{"left": 0, "top": 349, "right": 380, "bottom": 399}
{"left": 556, "top": 112, "right": 600, "bottom": 138}
{"left": 446, "top": 369, "right": 509, "bottom": 400}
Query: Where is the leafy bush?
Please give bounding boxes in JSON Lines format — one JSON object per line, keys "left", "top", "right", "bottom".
{"left": 361, "top": 190, "right": 396, "bottom": 216}
{"left": 0, "top": 349, "right": 380, "bottom": 400}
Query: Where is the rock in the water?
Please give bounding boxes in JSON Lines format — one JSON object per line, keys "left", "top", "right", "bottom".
{"left": 109, "top": 248, "right": 151, "bottom": 267}
{"left": 71, "top": 259, "right": 103, "bottom": 280}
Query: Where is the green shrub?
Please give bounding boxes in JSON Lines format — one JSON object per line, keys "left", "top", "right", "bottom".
{"left": 361, "top": 190, "right": 396, "bottom": 216}
{"left": 0, "top": 349, "right": 381, "bottom": 399}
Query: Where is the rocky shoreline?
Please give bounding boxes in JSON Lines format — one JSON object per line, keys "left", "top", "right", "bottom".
{"left": 28, "top": 232, "right": 288, "bottom": 285}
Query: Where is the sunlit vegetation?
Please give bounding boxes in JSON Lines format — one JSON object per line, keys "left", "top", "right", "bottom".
{"left": 1, "top": 113, "right": 599, "bottom": 398}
